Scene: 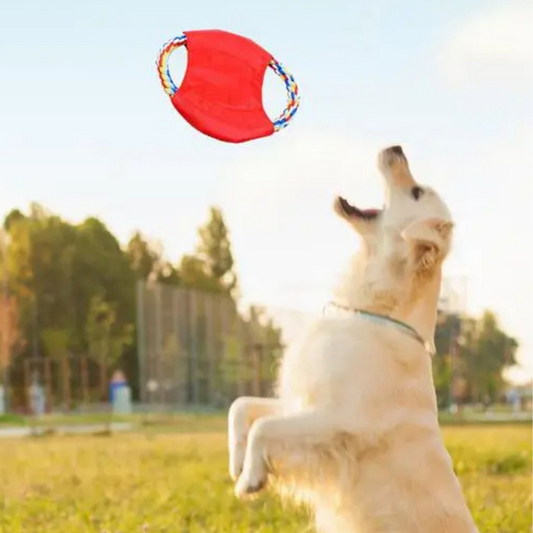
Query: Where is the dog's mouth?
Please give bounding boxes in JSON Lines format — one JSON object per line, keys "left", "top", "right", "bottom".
{"left": 335, "top": 196, "right": 381, "bottom": 221}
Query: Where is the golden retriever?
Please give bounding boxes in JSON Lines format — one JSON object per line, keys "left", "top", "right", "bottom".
{"left": 228, "top": 146, "right": 479, "bottom": 533}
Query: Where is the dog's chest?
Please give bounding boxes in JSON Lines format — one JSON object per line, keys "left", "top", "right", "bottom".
{"left": 277, "top": 319, "right": 362, "bottom": 410}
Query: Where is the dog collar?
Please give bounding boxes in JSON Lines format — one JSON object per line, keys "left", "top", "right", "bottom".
{"left": 323, "top": 301, "right": 435, "bottom": 356}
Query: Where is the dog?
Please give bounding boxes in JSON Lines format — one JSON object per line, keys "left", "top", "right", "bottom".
{"left": 228, "top": 146, "right": 479, "bottom": 533}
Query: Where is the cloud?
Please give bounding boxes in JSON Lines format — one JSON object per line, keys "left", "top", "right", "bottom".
{"left": 440, "top": 2, "right": 532, "bottom": 87}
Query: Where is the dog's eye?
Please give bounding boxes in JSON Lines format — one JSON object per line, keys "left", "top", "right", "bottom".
{"left": 411, "top": 186, "right": 424, "bottom": 201}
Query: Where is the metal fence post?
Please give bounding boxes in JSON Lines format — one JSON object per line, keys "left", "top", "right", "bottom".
{"left": 0, "top": 230, "right": 10, "bottom": 412}
{"left": 187, "top": 290, "right": 199, "bottom": 405}
{"left": 136, "top": 279, "right": 147, "bottom": 403}
{"left": 206, "top": 294, "right": 215, "bottom": 405}
{"left": 237, "top": 317, "right": 245, "bottom": 397}
{"left": 155, "top": 283, "right": 163, "bottom": 406}
{"left": 252, "top": 344, "right": 262, "bottom": 397}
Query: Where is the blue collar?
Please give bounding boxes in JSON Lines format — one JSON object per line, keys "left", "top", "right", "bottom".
{"left": 323, "top": 301, "right": 435, "bottom": 356}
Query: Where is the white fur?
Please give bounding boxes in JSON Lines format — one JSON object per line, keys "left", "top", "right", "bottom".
{"left": 228, "top": 147, "right": 479, "bottom": 533}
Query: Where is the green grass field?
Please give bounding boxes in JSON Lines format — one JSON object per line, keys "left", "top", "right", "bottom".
{"left": 0, "top": 420, "right": 530, "bottom": 533}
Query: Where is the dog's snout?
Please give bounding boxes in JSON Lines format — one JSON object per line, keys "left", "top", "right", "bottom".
{"left": 377, "top": 145, "right": 416, "bottom": 188}
{"left": 378, "top": 146, "right": 407, "bottom": 167}
{"left": 387, "top": 145, "right": 404, "bottom": 158}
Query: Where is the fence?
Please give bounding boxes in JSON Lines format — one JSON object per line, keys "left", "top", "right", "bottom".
{"left": 4, "top": 354, "right": 110, "bottom": 413}
{"left": 132, "top": 278, "right": 471, "bottom": 409}
{"left": 136, "top": 281, "right": 284, "bottom": 409}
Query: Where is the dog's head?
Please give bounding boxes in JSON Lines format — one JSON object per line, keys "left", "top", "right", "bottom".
{"left": 334, "top": 145, "right": 453, "bottom": 273}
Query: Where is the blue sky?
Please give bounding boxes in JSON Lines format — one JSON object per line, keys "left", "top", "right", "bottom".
{"left": 1, "top": 0, "right": 531, "bottom": 382}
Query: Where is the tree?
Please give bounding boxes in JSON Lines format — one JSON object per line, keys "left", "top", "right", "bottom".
{"left": 3, "top": 209, "right": 25, "bottom": 231}
{"left": 3, "top": 206, "right": 135, "bottom": 357}
{"left": 126, "top": 231, "right": 162, "bottom": 281}
{"left": 3, "top": 205, "right": 79, "bottom": 356}
{"left": 179, "top": 254, "right": 221, "bottom": 292}
{"left": 433, "top": 310, "right": 519, "bottom": 406}
{"left": 461, "top": 311, "right": 518, "bottom": 403}
{"left": 85, "top": 294, "right": 134, "bottom": 398}
{"left": 432, "top": 312, "right": 461, "bottom": 407}
{"left": 196, "top": 207, "right": 237, "bottom": 293}
{"left": 155, "top": 261, "right": 181, "bottom": 286}
{"left": 72, "top": 217, "right": 135, "bottom": 346}
{"left": 127, "top": 232, "right": 182, "bottom": 286}
{"left": 0, "top": 295, "right": 21, "bottom": 370}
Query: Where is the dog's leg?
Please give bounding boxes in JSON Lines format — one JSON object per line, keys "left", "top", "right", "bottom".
{"left": 228, "top": 397, "right": 283, "bottom": 480}
{"left": 235, "top": 410, "right": 341, "bottom": 498}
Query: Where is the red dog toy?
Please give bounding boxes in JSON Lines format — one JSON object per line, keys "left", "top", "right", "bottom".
{"left": 156, "top": 29, "right": 300, "bottom": 143}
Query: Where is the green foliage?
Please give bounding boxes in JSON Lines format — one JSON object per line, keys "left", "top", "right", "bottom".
{"left": 125, "top": 231, "right": 161, "bottom": 280}
{"left": 433, "top": 311, "right": 519, "bottom": 405}
{"left": 196, "top": 206, "right": 237, "bottom": 293}
{"left": 3, "top": 208, "right": 25, "bottom": 231}
{"left": 462, "top": 311, "right": 518, "bottom": 401}
{"left": 179, "top": 254, "right": 222, "bottom": 292}
{"left": 40, "top": 328, "right": 69, "bottom": 360}
{"left": 4, "top": 206, "right": 135, "bottom": 361}
{"left": 85, "top": 295, "right": 133, "bottom": 368}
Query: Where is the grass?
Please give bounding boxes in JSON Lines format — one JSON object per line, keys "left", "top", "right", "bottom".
{"left": 0, "top": 412, "right": 224, "bottom": 429}
{"left": 1, "top": 409, "right": 530, "bottom": 430}
{"left": 0, "top": 421, "right": 530, "bottom": 533}
{"left": 0, "top": 413, "right": 130, "bottom": 428}
{"left": 0, "top": 413, "right": 27, "bottom": 426}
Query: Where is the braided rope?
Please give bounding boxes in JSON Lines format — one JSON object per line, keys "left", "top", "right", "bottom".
{"left": 156, "top": 34, "right": 300, "bottom": 131}
{"left": 268, "top": 59, "right": 300, "bottom": 131}
{"left": 156, "top": 34, "right": 187, "bottom": 96}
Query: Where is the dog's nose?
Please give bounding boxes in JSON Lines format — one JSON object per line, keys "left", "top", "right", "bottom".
{"left": 377, "top": 145, "right": 416, "bottom": 188}
{"left": 387, "top": 145, "right": 404, "bottom": 157}
{"left": 380, "top": 145, "right": 406, "bottom": 162}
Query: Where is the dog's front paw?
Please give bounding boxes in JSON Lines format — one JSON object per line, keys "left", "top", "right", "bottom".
{"left": 234, "top": 454, "right": 268, "bottom": 499}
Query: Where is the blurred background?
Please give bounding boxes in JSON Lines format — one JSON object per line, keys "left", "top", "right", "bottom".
{"left": 0, "top": 209, "right": 529, "bottom": 422}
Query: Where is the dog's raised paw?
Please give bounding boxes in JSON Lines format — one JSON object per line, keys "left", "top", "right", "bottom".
{"left": 235, "top": 476, "right": 267, "bottom": 499}
{"left": 234, "top": 464, "right": 267, "bottom": 499}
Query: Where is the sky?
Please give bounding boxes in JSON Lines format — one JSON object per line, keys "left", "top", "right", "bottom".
{"left": 0, "top": 0, "right": 531, "bottom": 383}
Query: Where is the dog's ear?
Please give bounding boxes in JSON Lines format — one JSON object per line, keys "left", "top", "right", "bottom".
{"left": 401, "top": 217, "right": 454, "bottom": 270}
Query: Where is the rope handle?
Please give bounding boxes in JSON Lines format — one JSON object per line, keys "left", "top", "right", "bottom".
{"left": 156, "top": 34, "right": 300, "bottom": 132}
